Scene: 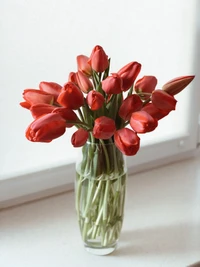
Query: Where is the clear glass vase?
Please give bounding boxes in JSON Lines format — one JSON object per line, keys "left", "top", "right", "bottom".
{"left": 75, "top": 141, "right": 127, "bottom": 255}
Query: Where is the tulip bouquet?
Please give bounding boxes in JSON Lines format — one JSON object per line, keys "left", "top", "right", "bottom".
{"left": 20, "top": 45, "right": 194, "bottom": 252}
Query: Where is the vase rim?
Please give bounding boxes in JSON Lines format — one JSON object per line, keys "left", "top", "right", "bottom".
{"left": 86, "top": 140, "right": 115, "bottom": 145}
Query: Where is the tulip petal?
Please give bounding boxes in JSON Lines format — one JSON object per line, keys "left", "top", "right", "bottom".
{"left": 71, "top": 128, "right": 89, "bottom": 147}
{"left": 114, "top": 128, "right": 140, "bottom": 156}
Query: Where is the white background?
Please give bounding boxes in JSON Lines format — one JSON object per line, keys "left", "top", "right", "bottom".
{"left": 0, "top": 0, "right": 199, "bottom": 182}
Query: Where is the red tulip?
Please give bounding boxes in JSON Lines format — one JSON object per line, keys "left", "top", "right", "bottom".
{"left": 25, "top": 113, "right": 66, "bottom": 142}
{"left": 39, "top": 81, "right": 62, "bottom": 100}
{"left": 68, "top": 72, "right": 78, "bottom": 84}
{"left": 52, "top": 107, "right": 78, "bottom": 128}
{"left": 30, "top": 104, "right": 55, "bottom": 119}
{"left": 86, "top": 90, "right": 105, "bottom": 110}
{"left": 151, "top": 89, "right": 177, "bottom": 112}
{"left": 76, "top": 71, "right": 93, "bottom": 93}
{"left": 118, "top": 94, "right": 143, "bottom": 121}
{"left": 117, "top": 61, "right": 141, "bottom": 91}
{"left": 88, "top": 45, "right": 109, "bottom": 72}
{"left": 93, "top": 116, "right": 116, "bottom": 139}
{"left": 141, "top": 103, "right": 169, "bottom": 120}
{"left": 101, "top": 73, "right": 123, "bottom": 94}
{"left": 57, "top": 82, "right": 84, "bottom": 110}
{"left": 130, "top": 111, "right": 158, "bottom": 133}
{"left": 77, "top": 55, "right": 92, "bottom": 76}
{"left": 71, "top": 128, "right": 89, "bottom": 147}
{"left": 162, "top": 75, "right": 195, "bottom": 95}
{"left": 114, "top": 128, "right": 140, "bottom": 156}
{"left": 22, "top": 89, "right": 54, "bottom": 106}
{"left": 135, "top": 76, "right": 157, "bottom": 99}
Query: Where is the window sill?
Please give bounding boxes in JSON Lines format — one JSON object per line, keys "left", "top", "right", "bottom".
{"left": 1, "top": 155, "right": 200, "bottom": 267}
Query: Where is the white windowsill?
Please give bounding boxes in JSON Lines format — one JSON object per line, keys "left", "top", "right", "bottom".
{"left": 0, "top": 155, "right": 200, "bottom": 267}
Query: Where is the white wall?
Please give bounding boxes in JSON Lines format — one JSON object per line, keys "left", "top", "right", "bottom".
{"left": 0, "top": 0, "right": 197, "bottom": 180}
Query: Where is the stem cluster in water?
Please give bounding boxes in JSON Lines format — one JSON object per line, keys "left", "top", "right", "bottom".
{"left": 75, "top": 141, "right": 126, "bottom": 248}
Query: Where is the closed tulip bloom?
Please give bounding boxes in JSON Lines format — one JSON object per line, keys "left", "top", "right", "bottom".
{"left": 77, "top": 55, "right": 92, "bottom": 76}
{"left": 76, "top": 71, "right": 93, "bottom": 93}
{"left": 86, "top": 90, "right": 105, "bottom": 110}
{"left": 142, "top": 103, "right": 169, "bottom": 120}
{"left": 151, "top": 89, "right": 177, "bottom": 112}
{"left": 162, "top": 75, "right": 195, "bottom": 95}
{"left": 52, "top": 107, "right": 78, "bottom": 128}
{"left": 101, "top": 73, "right": 123, "bottom": 94}
{"left": 26, "top": 113, "right": 66, "bottom": 142}
{"left": 130, "top": 111, "right": 158, "bottom": 133}
{"left": 135, "top": 76, "right": 157, "bottom": 99}
{"left": 30, "top": 104, "right": 55, "bottom": 119}
{"left": 119, "top": 94, "right": 143, "bottom": 121}
{"left": 22, "top": 89, "right": 54, "bottom": 106}
{"left": 93, "top": 116, "right": 116, "bottom": 139}
{"left": 117, "top": 61, "right": 141, "bottom": 91}
{"left": 39, "top": 81, "right": 62, "bottom": 100}
{"left": 57, "top": 82, "right": 84, "bottom": 110}
{"left": 88, "top": 45, "right": 109, "bottom": 73}
{"left": 114, "top": 128, "right": 140, "bottom": 156}
{"left": 68, "top": 72, "right": 78, "bottom": 84}
{"left": 71, "top": 128, "right": 89, "bottom": 147}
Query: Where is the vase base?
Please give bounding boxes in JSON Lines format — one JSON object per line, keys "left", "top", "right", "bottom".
{"left": 84, "top": 244, "right": 116, "bottom": 256}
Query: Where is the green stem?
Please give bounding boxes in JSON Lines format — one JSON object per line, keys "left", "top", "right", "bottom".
{"left": 78, "top": 108, "right": 85, "bottom": 122}
{"left": 99, "top": 140, "right": 110, "bottom": 173}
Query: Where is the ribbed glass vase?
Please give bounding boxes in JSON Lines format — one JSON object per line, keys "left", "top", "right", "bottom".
{"left": 75, "top": 140, "right": 127, "bottom": 255}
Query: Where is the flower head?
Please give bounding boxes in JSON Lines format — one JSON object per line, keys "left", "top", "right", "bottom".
{"left": 88, "top": 45, "right": 109, "bottom": 72}
{"left": 71, "top": 128, "right": 89, "bottom": 147}
{"left": 93, "top": 116, "right": 116, "bottom": 139}
{"left": 130, "top": 111, "right": 158, "bottom": 133}
{"left": 57, "top": 82, "right": 84, "bottom": 110}
{"left": 86, "top": 90, "right": 104, "bottom": 111}
{"left": 118, "top": 61, "right": 141, "bottom": 91}
{"left": 26, "top": 113, "right": 66, "bottom": 142}
{"left": 151, "top": 89, "right": 177, "bottom": 112}
{"left": 101, "top": 74, "right": 123, "bottom": 94}
{"left": 114, "top": 128, "right": 140, "bottom": 156}
{"left": 77, "top": 55, "right": 92, "bottom": 76}
{"left": 162, "top": 75, "right": 195, "bottom": 95}
{"left": 119, "top": 94, "right": 143, "bottom": 121}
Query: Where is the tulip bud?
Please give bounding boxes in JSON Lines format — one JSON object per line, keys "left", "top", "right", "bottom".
{"left": 135, "top": 76, "right": 157, "bottom": 99}
{"left": 30, "top": 104, "right": 55, "bottom": 119}
{"left": 71, "top": 128, "right": 89, "bottom": 147}
{"left": 142, "top": 103, "right": 169, "bottom": 120}
{"left": 26, "top": 113, "right": 66, "bottom": 142}
{"left": 88, "top": 45, "right": 109, "bottom": 72}
{"left": 22, "top": 89, "right": 54, "bottom": 106}
{"left": 52, "top": 107, "right": 78, "bottom": 128}
{"left": 130, "top": 111, "right": 158, "bottom": 133}
{"left": 117, "top": 61, "right": 141, "bottom": 91}
{"left": 119, "top": 94, "right": 143, "bottom": 121}
{"left": 114, "top": 128, "right": 140, "bottom": 156}
{"left": 151, "top": 89, "right": 177, "bottom": 112}
{"left": 57, "top": 82, "right": 84, "bottom": 110}
{"left": 39, "top": 81, "right": 62, "bottom": 100}
{"left": 86, "top": 90, "right": 105, "bottom": 110}
{"left": 93, "top": 116, "right": 116, "bottom": 139}
{"left": 162, "top": 75, "right": 195, "bottom": 95}
{"left": 101, "top": 73, "right": 123, "bottom": 94}
{"left": 77, "top": 55, "right": 92, "bottom": 76}
{"left": 76, "top": 71, "right": 93, "bottom": 93}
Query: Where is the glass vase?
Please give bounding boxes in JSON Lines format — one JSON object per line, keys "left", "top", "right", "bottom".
{"left": 75, "top": 140, "right": 127, "bottom": 255}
